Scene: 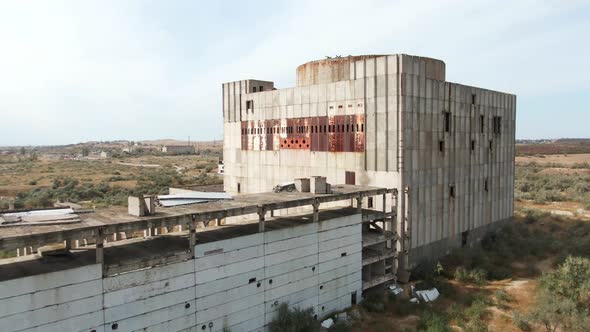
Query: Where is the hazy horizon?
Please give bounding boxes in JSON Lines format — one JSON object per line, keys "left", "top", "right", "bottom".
{"left": 1, "top": 1, "right": 589, "bottom": 146}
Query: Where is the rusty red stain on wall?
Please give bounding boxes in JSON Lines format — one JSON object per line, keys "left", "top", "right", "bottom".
{"left": 241, "top": 115, "right": 365, "bottom": 152}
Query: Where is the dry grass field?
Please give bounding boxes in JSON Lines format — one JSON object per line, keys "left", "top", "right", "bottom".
{"left": 0, "top": 153, "right": 222, "bottom": 209}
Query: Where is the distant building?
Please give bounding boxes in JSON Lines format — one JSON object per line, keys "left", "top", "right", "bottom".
{"left": 217, "top": 160, "right": 224, "bottom": 174}
{"left": 161, "top": 145, "right": 195, "bottom": 155}
{"left": 99, "top": 151, "right": 111, "bottom": 158}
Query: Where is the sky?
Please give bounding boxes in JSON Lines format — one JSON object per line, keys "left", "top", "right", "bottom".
{"left": 0, "top": 0, "right": 588, "bottom": 146}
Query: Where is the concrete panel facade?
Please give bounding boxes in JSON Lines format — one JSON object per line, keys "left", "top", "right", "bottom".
{"left": 0, "top": 214, "right": 362, "bottom": 332}
{"left": 223, "top": 54, "right": 516, "bottom": 271}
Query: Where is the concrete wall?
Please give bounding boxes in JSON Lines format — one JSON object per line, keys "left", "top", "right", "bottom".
{"left": 0, "top": 264, "right": 104, "bottom": 332}
{"left": 0, "top": 214, "right": 362, "bottom": 332}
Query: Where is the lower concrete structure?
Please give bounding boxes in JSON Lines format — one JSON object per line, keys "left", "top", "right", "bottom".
{"left": 0, "top": 185, "right": 395, "bottom": 332}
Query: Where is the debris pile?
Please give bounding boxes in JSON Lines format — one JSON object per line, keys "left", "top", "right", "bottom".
{"left": 0, "top": 208, "right": 81, "bottom": 227}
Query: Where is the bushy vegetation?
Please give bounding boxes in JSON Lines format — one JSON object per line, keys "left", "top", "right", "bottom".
{"left": 453, "top": 267, "right": 487, "bottom": 285}
{"left": 514, "top": 256, "right": 590, "bottom": 332}
{"left": 514, "top": 164, "right": 590, "bottom": 205}
{"left": 8, "top": 166, "right": 222, "bottom": 209}
{"left": 267, "top": 303, "right": 318, "bottom": 332}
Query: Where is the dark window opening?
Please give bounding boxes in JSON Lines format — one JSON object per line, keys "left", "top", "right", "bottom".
{"left": 253, "top": 87, "right": 257, "bottom": 93}
{"left": 480, "top": 115, "right": 485, "bottom": 133}
{"left": 237, "top": 183, "right": 241, "bottom": 193}
{"left": 368, "top": 197, "right": 374, "bottom": 208}
{"left": 351, "top": 291, "right": 357, "bottom": 305}
{"left": 341, "top": 252, "right": 347, "bottom": 257}
{"left": 361, "top": 124, "right": 364, "bottom": 132}
{"left": 439, "top": 140, "right": 445, "bottom": 153}
{"left": 462, "top": 231, "right": 469, "bottom": 247}
{"left": 246, "top": 100, "right": 253, "bottom": 111}
{"left": 449, "top": 185, "right": 455, "bottom": 198}
{"left": 443, "top": 111, "right": 451, "bottom": 132}
{"left": 484, "top": 179, "right": 489, "bottom": 192}
{"left": 345, "top": 171, "right": 355, "bottom": 185}
{"left": 492, "top": 116, "right": 502, "bottom": 134}
{"left": 471, "top": 140, "right": 475, "bottom": 151}
{"left": 259, "top": 86, "right": 263, "bottom": 92}
{"left": 489, "top": 140, "right": 493, "bottom": 151}
{"left": 471, "top": 94, "right": 476, "bottom": 105}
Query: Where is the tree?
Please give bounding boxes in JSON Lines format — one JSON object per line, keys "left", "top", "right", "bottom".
{"left": 20, "top": 147, "right": 25, "bottom": 155}
{"left": 528, "top": 290, "right": 590, "bottom": 332}
{"left": 81, "top": 147, "right": 90, "bottom": 157}
{"left": 540, "top": 256, "right": 590, "bottom": 306}
{"left": 527, "top": 256, "right": 590, "bottom": 332}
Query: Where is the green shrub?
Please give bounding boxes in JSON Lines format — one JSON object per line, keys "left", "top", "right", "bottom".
{"left": 268, "top": 303, "right": 318, "bottom": 332}
{"left": 512, "top": 312, "right": 532, "bottom": 331}
{"left": 418, "top": 310, "right": 451, "bottom": 332}
{"left": 494, "top": 290, "right": 513, "bottom": 309}
{"left": 454, "top": 267, "right": 487, "bottom": 285}
{"left": 361, "top": 293, "right": 385, "bottom": 313}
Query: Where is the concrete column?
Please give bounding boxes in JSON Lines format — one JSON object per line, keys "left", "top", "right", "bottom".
{"left": 96, "top": 229, "right": 104, "bottom": 264}
{"left": 65, "top": 239, "right": 72, "bottom": 250}
{"left": 258, "top": 205, "right": 266, "bottom": 232}
{"left": 189, "top": 222, "right": 196, "bottom": 258}
{"left": 356, "top": 195, "right": 363, "bottom": 213}
{"left": 397, "top": 187, "right": 410, "bottom": 283}
{"left": 312, "top": 199, "right": 320, "bottom": 222}
{"left": 382, "top": 193, "right": 387, "bottom": 214}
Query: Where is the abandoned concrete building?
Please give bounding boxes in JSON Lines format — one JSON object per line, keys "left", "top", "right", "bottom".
{"left": 223, "top": 54, "right": 516, "bottom": 269}
{"left": 0, "top": 54, "right": 514, "bottom": 332}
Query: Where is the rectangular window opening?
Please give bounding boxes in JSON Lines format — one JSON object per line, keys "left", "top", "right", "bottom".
{"left": 443, "top": 111, "right": 451, "bottom": 132}
{"left": 484, "top": 179, "right": 489, "bottom": 192}
{"left": 259, "top": 86, "right": 263, "bottom": 92}
{"left": 492, "top": 116, "right": 502, "bottom": 135}
{"left": 368, "top": 197, "right": 374, "bottom": 208}
{"left": 439, "top": 140, "right": 445, "bottom": 153}
{"left": 480, "top": 115, "right": 485, "bottom": 133}
{"left": 449, "top": 185, "right": 455, "bottom": 198}
{"left": 252, "top": 87, "right": 257, "bottom": 93}
{"left": 471, "top": 140, "right": 475, "bottom": 151}
{"left": 471, "top": 94, "right": 476, "bottom": 105}
{"left": 237, "top": 183, "right": 241, "bottom": 193}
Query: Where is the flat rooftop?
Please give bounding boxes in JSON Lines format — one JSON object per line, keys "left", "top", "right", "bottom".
{"left": 0, "top": 203, "right": 393, "bottom": 280}
{"left": 0, "top": 184, "right": 392, "bottom": 253}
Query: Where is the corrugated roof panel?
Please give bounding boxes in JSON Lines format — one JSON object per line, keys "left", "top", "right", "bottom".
{"left": 158, "top": 192, "right": 232, "bottom": 200}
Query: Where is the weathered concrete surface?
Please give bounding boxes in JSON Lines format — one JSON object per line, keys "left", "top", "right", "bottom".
{"left": 223, "top": 53, "right": 516, "bottom": 276}
{"left": 0, "top": 213, "right": 364, "bottom": 332}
